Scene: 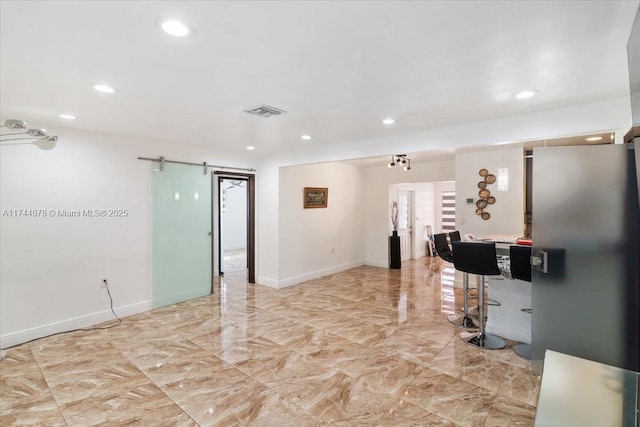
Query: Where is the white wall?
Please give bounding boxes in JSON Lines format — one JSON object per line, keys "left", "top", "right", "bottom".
{"left": 0, "top": 125, "right": 252, "bottom": 347}
{"left": 362, "top": 160, "right": 456, "bottom": 268}
{"left": 221, "top": 181, "right": 247, "bottom": 251}
{"left": 455, "top": 146, "right": 525, "bottom": 240}
{"left": 276, "top": 162, "right": 364, "bottom": 287}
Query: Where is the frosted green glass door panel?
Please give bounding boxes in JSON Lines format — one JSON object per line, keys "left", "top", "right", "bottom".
{"left": 152, "top": 163, "right": 211, "bottom": 308}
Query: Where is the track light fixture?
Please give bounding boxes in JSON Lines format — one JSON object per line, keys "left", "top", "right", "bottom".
{"left": 1, "top": 119, "right": 58, "bottom": 150}
{"left": 0, "top": 119, "right": 27, "bottom": 130}
{"left": 388, "top": 154, "right": 411, "bottom": 171}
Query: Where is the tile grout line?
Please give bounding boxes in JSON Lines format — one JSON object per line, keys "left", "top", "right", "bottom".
{"left": 29, "top": 343, "right": 71, "bottom": 427}
{"left": 108, "top": 329, "right": 203, "bottom": 427}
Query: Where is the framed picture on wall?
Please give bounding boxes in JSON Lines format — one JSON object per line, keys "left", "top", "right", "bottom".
{"left": 303, "top": 187, "right": 328, "bottom": 208}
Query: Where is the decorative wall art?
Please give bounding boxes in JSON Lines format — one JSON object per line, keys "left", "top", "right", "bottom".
{"left": 476, "top": 169, "right": 497, "bottom": 220}
{"left": 303, "top": 187, "right": 328, "bottom": 208}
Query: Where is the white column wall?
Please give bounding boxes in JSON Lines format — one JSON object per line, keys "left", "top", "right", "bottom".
{"left": 255, "top": 160, "right": 280, "bottom": 287}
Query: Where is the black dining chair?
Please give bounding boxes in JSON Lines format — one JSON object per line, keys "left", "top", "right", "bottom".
{"left": 448, "top": 230, "right": 461, "bottom": 243}
{"left": 510, "top": 245, "right": 533, "bottom": 360}
{"left": 452, "top": 241, "right": 506, "bottom": 350}
{"left": 433, "top": 233, "right": 453, "bottom": 262}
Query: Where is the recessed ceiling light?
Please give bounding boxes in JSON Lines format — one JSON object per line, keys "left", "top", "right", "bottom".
{"left": 586, "top": 136, "right": 603, "bottom": 142}
{"left": 246, "top": 146, "right": 256, "bottom": 150}
{"left": 382, "top": 118, "right": 396, "bottom": 125}
{"left": 514, "top": 90, "right": 538, "bottom": 99}
{"left": 301, "top": 134, "right": 313, "bottom": 141}
{"left": 158, "top": 18, "right": 195, "bottom": 38}
{"left": 93, "top": 84, "right": 116, "bottom": 94}
{"left": 58, "top": 113, "right": 76, "bottom": 120}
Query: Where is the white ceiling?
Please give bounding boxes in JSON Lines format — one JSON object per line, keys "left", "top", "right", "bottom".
{"left": 1, "top": 1, "right": 638, "bottom": 157}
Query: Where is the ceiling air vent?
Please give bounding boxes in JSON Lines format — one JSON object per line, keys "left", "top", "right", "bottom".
{"left": 243, "top": 105, "right": 286, "bottom": 118}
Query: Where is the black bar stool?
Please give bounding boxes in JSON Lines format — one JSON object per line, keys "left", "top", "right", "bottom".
{"left": 435, "top": 233, "right": 476, "bottom": 329}
{"left": 510, "top": 245, "right": 533, "bottom": 360}
{"left": 450, "top": 230, "right": 485, "bottom": 317}
{"left": 452, "top": 241, "right": 505, "bottom": 350}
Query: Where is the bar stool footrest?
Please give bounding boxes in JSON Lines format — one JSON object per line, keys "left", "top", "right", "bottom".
{"left": 513, "top": 343, "right": 532, "bottom": 361}
{"left": 447, "top": 314, "right": 479, "bottom": 329}
{"left": 460, "top": 331, "right": 505, "bottom": 350}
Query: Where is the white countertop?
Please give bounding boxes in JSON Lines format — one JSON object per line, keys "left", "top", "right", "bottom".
{"left": 535, "top": 350, "right": 639, "bottom": 427}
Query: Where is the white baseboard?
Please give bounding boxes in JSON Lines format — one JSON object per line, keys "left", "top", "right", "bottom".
{"left": 270, "top": 260, "right": 364, "bottom": 288}
{"left": 0, "top": 300, "right": 152, "bottom": 349}
{"left": 364, "top": 259, "right": 388, "bottom": 268}
{"left": 414, "top": 250, "right": 427, "bottom": 259}
{"left": 256, "top": 276, "right": 279, "bottom": 289}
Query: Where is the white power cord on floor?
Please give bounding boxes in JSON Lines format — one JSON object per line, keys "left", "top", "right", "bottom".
{"left": 0, "top": 279, "right": 122, "bottom": 353}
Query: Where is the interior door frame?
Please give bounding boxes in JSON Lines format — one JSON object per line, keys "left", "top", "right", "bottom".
{"left": 215, "top": 171, "right": 256, "bottom": 283}
{"left": 397, "top": 189, "right": 415, "bottom": 260}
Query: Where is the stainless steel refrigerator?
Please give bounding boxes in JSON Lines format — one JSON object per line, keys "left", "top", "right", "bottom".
{"left": 531, "top": 142, "right": 639, "bottom": 374}
{"left": 530, "top": 9, "right": 640, "bottom": 426}
{"left": 530, "top": 4, "right": 640, "bottom": 378}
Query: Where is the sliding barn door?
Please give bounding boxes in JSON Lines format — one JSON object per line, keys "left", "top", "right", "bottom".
{"left": 151, "top": 163, "right": 212, "bottom": 308}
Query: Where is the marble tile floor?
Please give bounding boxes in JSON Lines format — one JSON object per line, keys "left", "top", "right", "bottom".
{"left": 0, "top": 257, "right": 540, "bottom": 426}
{"left": 222, "top": 248, "right": 247, "bottom": 274}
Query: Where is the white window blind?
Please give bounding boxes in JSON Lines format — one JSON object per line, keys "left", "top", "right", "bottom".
{"left": 441, "top": 191, "right": 456, "bottom": 232}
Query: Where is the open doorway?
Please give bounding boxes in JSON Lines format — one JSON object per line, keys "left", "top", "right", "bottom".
{"left": 397, "top": 189, "right": 414, "bottom": 261}
{"left": 388, "top": 181, "right": 455, "bottom": 262}
{"left": 215, "top": 172, "right": 255, "bottom": 283}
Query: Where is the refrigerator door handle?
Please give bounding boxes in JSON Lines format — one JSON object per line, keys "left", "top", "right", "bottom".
{"left": 531, "top": 251, "right": 548, "bottom": 273}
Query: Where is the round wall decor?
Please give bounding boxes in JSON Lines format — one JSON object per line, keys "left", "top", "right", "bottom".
{"left": 474, "top": 168, "right": 497, "bottom": 220}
